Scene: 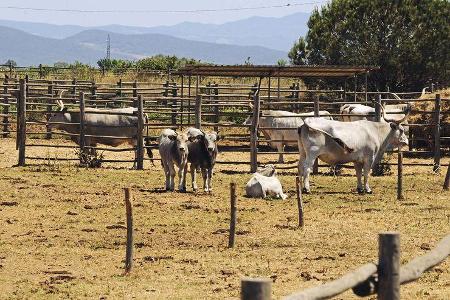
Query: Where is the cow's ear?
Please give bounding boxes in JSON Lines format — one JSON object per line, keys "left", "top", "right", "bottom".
{"left": 390, "top": 122, "right": 398, "bottom": 130}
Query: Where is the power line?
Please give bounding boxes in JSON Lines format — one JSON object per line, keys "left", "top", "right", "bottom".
{"left": 0, "top": 2, "right": 325, "bottom": 14}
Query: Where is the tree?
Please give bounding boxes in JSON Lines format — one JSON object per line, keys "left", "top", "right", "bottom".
{"left": 293, "top": 0, "right": 450, "bottom": 91}
{"left": 4, "top": 59, "right": 17, "bottom": 67}
{"left": 288, "top": 37, "right": 309, "bottom": 65}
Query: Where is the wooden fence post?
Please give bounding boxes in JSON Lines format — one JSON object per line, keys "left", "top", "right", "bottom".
{"left": 91, "top": 82, "right": 97, "bottom": 102}
{"left": 312, "top": 97, "right": 320, "bottom": 174}
{"left": 433, "top": 94, "right": 441, "bottom": 172}
{"left": 124, "top": 188, "right": 134, "bottom": 274}
{"left": 171, "top": 83, "right": 177, "bottom": 126}
{"left": 46, "top": 81, "right": 54, "bottom": 139}
{"left": 228, "top": 182, "right": 237, "bottom": 248}
{"left": 397, "top": 151, "right": 403, "bottom": 200}
{"left": 18, "top": 79, "right": 26, "bottom": 166}
{"left": 132, "top": 80, "right": 138, "bottom": 107}
{"left": 39, "top": 64, "right": 44, "bottom": 79}
{"left": 250, "top": 93, "right": 260, "bottom": 173}
{"left": 118, "top": 79, "right": 123, "bottom": 97}
{"left": 79, "top": 93, "right": 86, "bottom": 164}
{"left": 375, "top": 94, "right": 382, "bottom": 122}
{"left": 195, "top": 95, "right": 202, "bottom": 129}
{"left": 378, "top": 232, "right": 400, "bottom": 300}
{"left": 214, "top": 83, "right": 219, "bottom": 132}
{"left": 241, "top": 278, "right": 272, "bottom": 300}
{"left": 296, "top": 176, "right": 304, "bottom": 228}
{"left": 72, "top": 78, "right": 77, "bottom": 99}
{"left": 2, "top": 77, "right": 9, "bottom": 138}
{"left": 136, "top": 95, "right": 144, "bottom": 170}
{"left": 444, "top": 164, "right": 450, "bottom": 191}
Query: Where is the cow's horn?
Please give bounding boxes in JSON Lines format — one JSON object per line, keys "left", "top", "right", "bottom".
{"left": 396, "top": 103, "right": 412, "bottom": 124}
{"left": 56, "top": 99, "right": 65, "bottom": 110}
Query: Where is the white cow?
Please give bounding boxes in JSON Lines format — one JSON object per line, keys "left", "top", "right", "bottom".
{"left": 244, "top": 110, "right": 332, "bottom": 163}
{"left": 245, "top": 164, "right": 287, "bottom": 200}
{"left": 298, "top": 106, "right": 410, "bottom": 194}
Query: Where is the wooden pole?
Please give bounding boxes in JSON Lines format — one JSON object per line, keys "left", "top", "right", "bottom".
{"left": 46, "top": 81, "right": 54, "bottom": 139}
{"left": 136, "top": 95, "right": 144, "bottom": 170}
{"left": 2, "top": 77, "right": 9, "bottom": 138}
{"left": 353, "top": 74, "right": 357, "bottom": 102}
{"left": 72, "top": 78, "right": 77, "bottom": 99}
{"left": 124, "top": 188, "right": 134, "bottom": 274}
{"left": 312, "top": 98, "right": 319, "bottom": 174}
{"left": 214, "top": 83, "right": 219, "bottom": 132}
{"left": 241, "top": 278, "right": 272, "bottom": 300}
{"left": 397, "top": 151, "right": 403, "bottom": 200}
{"left": 79, "top": 93, "right": 86, "bottom": 164}
{"left": 444, "top": 164, "right": 450, "bottom": 190}
{"left": 364, "top": 72, "right": 368, "bottom": 102}
{"left": 433, "top": 94, "right": 441, "bottom": 172}
{"left": 250, "top": 93, "right": 260, "bottom": 173}
{"left": 188, "top": 75, "right": 191, "bottom": 124}
{"left": 91, "top": 82, "right": 97, "bottom": 102}
{"left": 195, "top": 95, "right": 202, "bottom": 129}
{"left": 228, "top": 182, "right": 237, "bottom": 248}
{"left": 277, "top": 76, "right": 281, "bottom": 100}
{"left": 18, "top": 79, "right": 26, "bottom": 166}
{"left": 39, "top": 64, "right": 43, "bottom": 79}
{"left": 171, "top": 83, "right": 177, "bottom": 126}
{"left": 296, "top": 176, "right": 304, "bottom": 228}
{"left": 132, "top": 80, "right": 138, "bottom": 107}
{"left": 180, "top": 75, "right": 184, "bottom": 127}
{"left": 378, "top": 232, "right": 400, "bottom": 300}
{"left": 375, "top": 94, "right": 382, "bottom": 122}
{"left": 118, "top": 79, "right": 123, "bottom": 97}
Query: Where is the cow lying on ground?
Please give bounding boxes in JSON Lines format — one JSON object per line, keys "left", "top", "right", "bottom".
{"left": 49, "top": 99, "right": 149, "bottom": 167}
{"left": 186, "top": 127, "right": 219, "bottom": 192}
{"left": 158, "top": 129, "right": 189, "bottom": 191}
{"left": 245, "top": 164, "right": 287, "bottom": 200}
{"left": 340, "top": 103, "right": 411, "bottom": 122}
{"left": 298, "top": 105, "right": 410, "bottom": 194}
{"left": 244, "top": 110, "right": 333, "bottom": 163}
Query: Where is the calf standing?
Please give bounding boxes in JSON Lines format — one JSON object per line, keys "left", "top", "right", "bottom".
{"left": 158, "top": 129, "right": 189, "bottom": 191}
{"left": 245, "top": 165, "right": 287, "bottom": 200}
{"left": 186, "top": 128, "right": 219, "bottom": 192}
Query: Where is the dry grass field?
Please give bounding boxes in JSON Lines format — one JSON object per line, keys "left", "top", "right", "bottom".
{"left": 0, "top": 137, "right": 449, "bottom": 299}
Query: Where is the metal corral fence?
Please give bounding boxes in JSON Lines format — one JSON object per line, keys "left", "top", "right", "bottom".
{"left": 1, "top": 76, "right": 449, "bottom": 171}
{"left": 240, "top": 232, "right": 450, "bottom": 300}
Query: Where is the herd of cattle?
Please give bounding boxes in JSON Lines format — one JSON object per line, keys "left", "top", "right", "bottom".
{"left": 46, "top": 95, "right": 412, "bottom": 196}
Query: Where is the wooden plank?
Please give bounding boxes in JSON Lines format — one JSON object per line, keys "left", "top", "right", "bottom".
{"left": 378, "top": 232, "right": 400, "bottom": 300}
{"left": 228, "top": 182, "right": 237, "bottom": 248}
{"left": 18, "top": 79, "right": 26, "bottom": 166}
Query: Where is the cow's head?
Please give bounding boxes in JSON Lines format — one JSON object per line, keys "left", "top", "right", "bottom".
{"left": 187, "top": 129, "right": 220, "bottom": 154}
{"left": 169, "top": 132, "right": 189, "bottom": 153}
{"left": 48, "top": 97, "right": 69, "bottom": 130}
{"left": 256, "top": 164, "right": 276, "bottom": 177}
{"left": 389, "top": 123, "right": 409, "bottom": 148}
{"left": 204, "top": 131, "right": 220, "bottom": 153}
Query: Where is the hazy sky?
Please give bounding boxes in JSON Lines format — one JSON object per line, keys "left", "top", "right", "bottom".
{"left": 0, "top": 0, "right": 324, "bottom": 26}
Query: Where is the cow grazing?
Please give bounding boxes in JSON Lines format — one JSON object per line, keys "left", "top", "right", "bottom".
{"left": 186, "top": 127, "right": 219, "bottom": 192}
{"left": 158, "top": 129, "right": 189, "bottom": 191}
{"left": 48, "top": 99, "right": 149, "bottom": 166}
{"left": 297, "top": 106, "right": 410, "bottom": 194}
{"left": 245, "top": 164, "right": 287, "bottom": 200}
{"left": 244, "top": 110, "right": 333, "bottom": 163}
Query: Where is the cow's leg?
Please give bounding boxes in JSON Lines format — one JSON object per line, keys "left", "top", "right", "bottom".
{"left": 168, "top": 163, "right": 176, "bottom": 191}
{"left": 303, "top": 150, "right": 319, "bottom": 194}
{"left": 178, "top": 162, "right": 187, "bottom": 192}
{"left": 162, "top": 161, "right": 170, "bottom": 191}
{"left": 206, "top": 168, "right": 213, "bottom": 193}
{"left": 201, "top": 168, "right": 208, "bottom": 192}
{"left": 354, "top": 162, "right": 364, "bottom": 194}
{"left": 298, "top": 145, "right": 306, "bottom": 188}
{"left": 190, "top": 164, "right": 198, "bottom": 191}
{"left": 363, "top": 159, "right": 373, "bottom": 194}
{"left": 277, "top": 142, "right": 284, "bottom": 163}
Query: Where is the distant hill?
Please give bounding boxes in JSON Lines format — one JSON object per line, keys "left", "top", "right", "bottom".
{"left": 0, "top": 26, "right": 286, "bottom": 65}
{"left": 0, "top": 12, "right": 309, "bottom": 51}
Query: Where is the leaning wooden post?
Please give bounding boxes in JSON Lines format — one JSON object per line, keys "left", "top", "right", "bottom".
{"left": 312, "top": 97, "right": 320, "bottom": 174}
{"left": 250, "top": 93, "right": 260, "bottom": 173}
{"left": 124, "top": 188, "right": 134, "bottom": 274}
{"left": 397, "top": 150, "right": 404, "bottom": 200}
{"left": 228, "top": 182, "right": 237, "bottom": 248}
{"left": 136, "top": 95, "right": 144, "bottom": 170}
{"left": 2, "top": 77, "right": 9, "bottom": 138}
{"left": 195, "top": 95, "right": 202, "bottom": 129}
{"left": 296, "top": 176, "right": 304, "bottom": 228}
{"left": 241, "top": 278, "right": 272, "bottom": 300}
{"left": 433, "top": 94, "right": 441, "bottom": 172}
{"left": 79, "top": 93, "right": 86, "bottom": 164}
{"left": 18, "top": 79, "right": 26, "bottom": 166}
{"left": 378, "top": 232, "right": 400, "bottom": 300}
{"left": 444, "top": 163, "right": 450, "bottom": 191}
{"left": 46, "top": 81, "right": 54, "bottom": 139}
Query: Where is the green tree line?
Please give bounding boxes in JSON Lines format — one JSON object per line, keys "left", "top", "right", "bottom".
{"left": 289, "top": 0, "right": 449, "bottom": 91}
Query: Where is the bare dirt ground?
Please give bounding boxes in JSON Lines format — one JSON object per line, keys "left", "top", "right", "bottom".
{"left": 0, "top": 137, "right": 449, "bottom": 299}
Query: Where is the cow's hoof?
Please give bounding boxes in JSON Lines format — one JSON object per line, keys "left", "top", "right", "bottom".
{"left": 357, "top": 188, "right": 365, "bottom": 194}
{"left": 179, "top": 188, "right": 187, "bottom": 193}
{"left": 302, "top": 188, "right": 310, "bottom": 194}
{"left": 365, "top": 189, "right": 373, "bottom": 194}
